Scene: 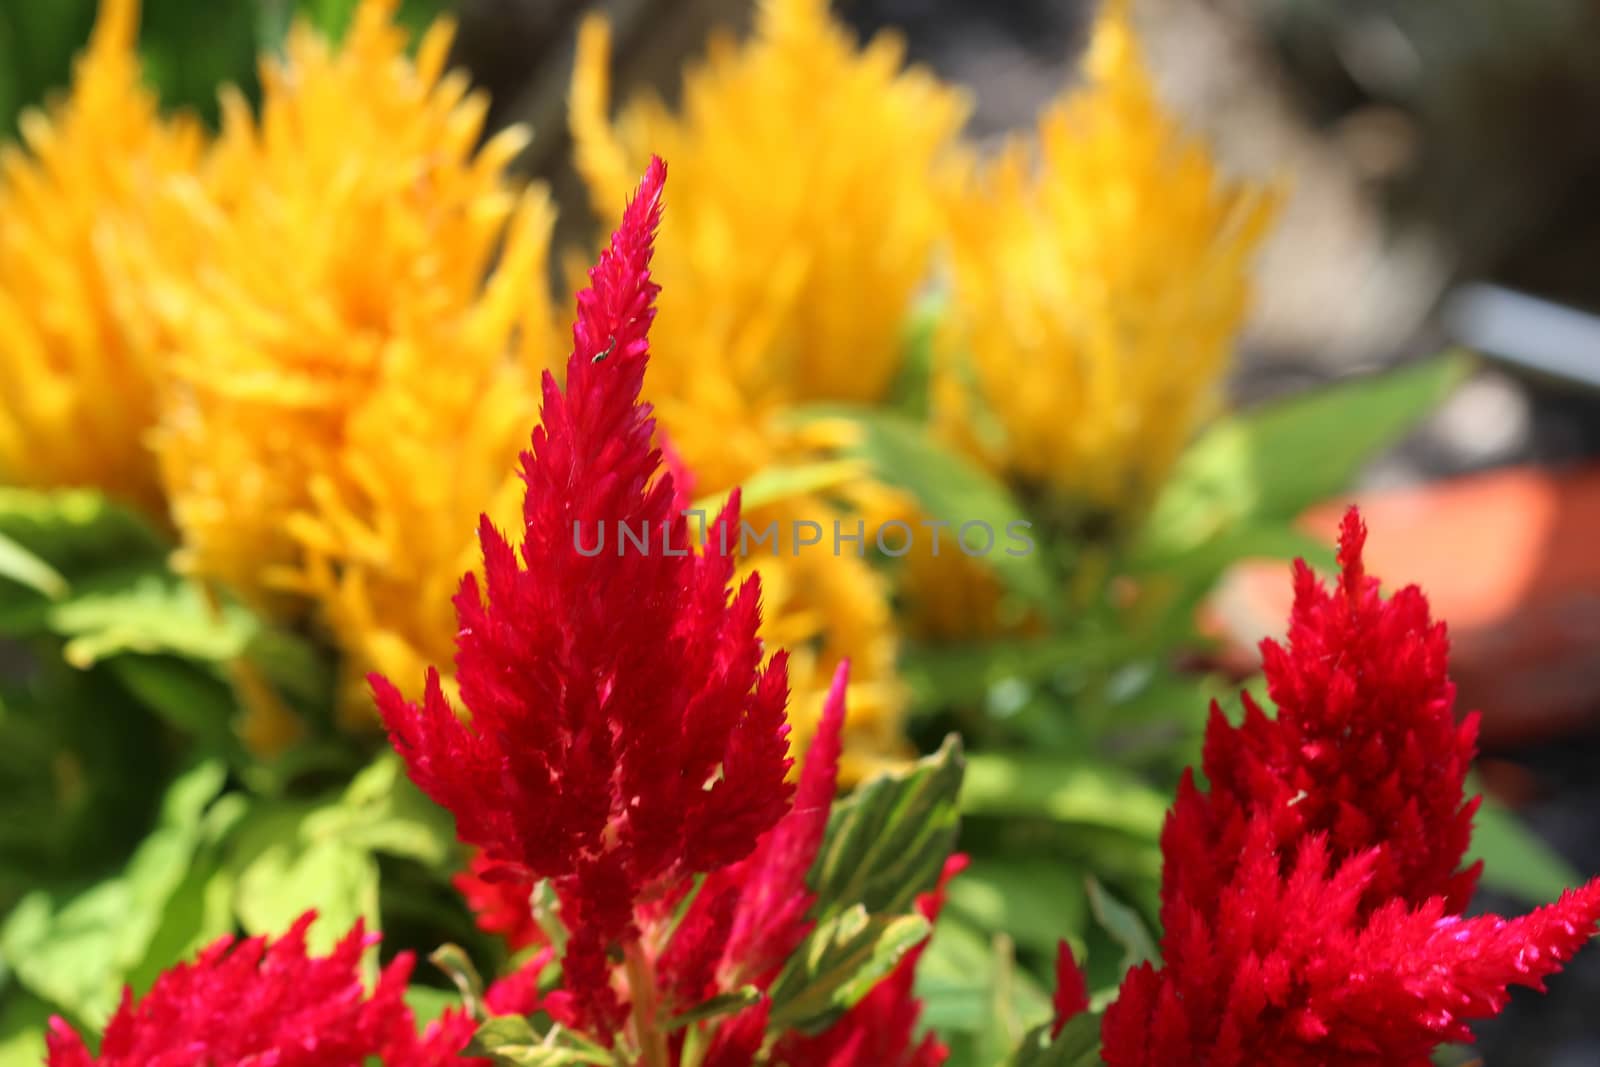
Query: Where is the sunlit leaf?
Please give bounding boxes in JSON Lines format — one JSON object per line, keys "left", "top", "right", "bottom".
{"left": 766, "top": 907, "right": 931, "bottom": 1033}
{"left": 1085, "top": 877, "right": 1159, "bottom": 972}
{"left": 0, "top": 762, "right": 226, "bottom": 1025}
{"left": 789, "top": 407, "right": 1054, "bottom": 605}
{"left": 808, "top": 735, "right": 964, "bottom": 919}
{"left": 960, "top": 755, "right": 1167, "bottom": 840}
{"left": 1134, "top": 354, "right": 1469, "bottom": 569}
{"left": 1009, "top": 1011, "right": 1102, "bottom": 1067}
{"left": 0, "top": 532, "right": 66, "bottom": 599}
{"left": 663, "top": 985, "right": 761, "bottom": 1031}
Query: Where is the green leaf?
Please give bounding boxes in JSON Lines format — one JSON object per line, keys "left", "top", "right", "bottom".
{"left": 663, "top": 985, "right": 761, "bottom": 1031}
{"left": 900, "top": 633, "right": 1133, "bottom": 711}
{"left": 1134, "top": 354, "right": 1469, "bottom": 568}
{"left": 106, "top": 654, "right": 242, "bottom": 755}
{"left": 944, "top": 858, "right": 1086, "bottom": 957}
{"left": 125, "top": 794, "right": 249, "bottom": 993}
{"left": 1469, "top": 789, "right": 1582, "bottom": 904}
{"left": 530, "top": 878, "right": 568, "bottom": 957}
{"left": 405, "top": 986, "right": 460, "bottom": 1028}
{"left": 0, "top": 531, "right": 67, "bottom": 599}
{"left": 0, "top": 984, "right": 50, "bottom": 1067}
{"left": 960, "top": 755, "right": 1168, "bottom": 840}
{"left": 0, "top": 762, "right": 227, "bottom": 1025}
{"left": 0, "top": 489, "right": 164, "bottom": 574}
{"left": 1130, "top": 520, "right": 1335, "bottom": 583}
{"left": 303, "top": 752, "right": 457, "bottom": 871}
{"left": 43, "top": 567, "right": 258, "bottom": 668}
{"left": 789, "top": 407, "right": 1053, "bottom": 605}
{"left": 0, "top": 13, "right": 19, "bottom": 142}
{"left": 1085, "top": 877, "right": 1159, "bottom": 972}
{"left": 467, "top": 1015, "right": 616, "bottom": 1066}
{"left": 226, "top": 753, "right": 458, "bottom": 963}
{"left": 920, "top": 924, "right": 1054, "bottom": 1063}
{"left": 1010, "top": 1012, "right": 1102, "bottom": 1067}
{"left": 429, "top": 944, "right": 485, "bottom": 1020}
{"left": 885, "top": 292, "right": 944, "bottom": 419}
{"left": 808, "top": 734, "right": 965, "bottom": 920}
{"left": 767, "top": 907, "right": 931, "bottom": 1033}
{"left": 230, "top": 809, "right": 380, "bottom": 958}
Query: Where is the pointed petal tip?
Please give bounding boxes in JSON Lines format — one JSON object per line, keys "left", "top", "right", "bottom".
{"left": 623, "top": 155, "right": 667, "bottom": 235}
{"left": 1052, "top": 938, "right": 1091, "bottom": 1035}
{"left": 1336, "top": 504, "right": 1368, "bottom": 596}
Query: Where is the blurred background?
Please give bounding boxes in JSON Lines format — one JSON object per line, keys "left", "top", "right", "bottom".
{"left": 5, "top": 0, "right": 1600, "bottom": 1061}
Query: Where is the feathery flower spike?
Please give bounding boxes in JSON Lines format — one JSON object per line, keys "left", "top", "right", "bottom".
{"left": 1162, "top": 507, "right": 1480, "bottom": 929}
{"left": 933, "top": 0, "right": 1275, "bottom": 515}
{"left": 0, "top": 0, "right": 203, "bottom": 516}
{"left": 44, "top": 912, "right": 479, "bottom": 1067}
{"left": 373, "top": 157, "right": 794, "bottom": 1033}
{"left": 569, "top": 0, "right": 962, "bottom": 774}
{"left": 148, "top": 0, "right": 558, "bottom": 740}
{"left": 1095, "top": 508, "right": 1600, "bottom": 1066}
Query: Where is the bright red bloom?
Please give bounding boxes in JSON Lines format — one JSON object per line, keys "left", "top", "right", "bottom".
{"left": 1103, "top": 820, "right": 1600, "bottom": 1066}
{"left": 373, "top": 157, "right": 794, "bottom": 1031}
{"left": 1164, "top": 508, "right": 1479, "bottom": 928}
{"left": 484, "top": 947, "right": 556, "bottom": 1018}
{"left": 659, "top": 663, "right": 850, "bottom": 1004}
{"left": 1051, "top": 941, "right": 1089, "bottom": 1037}
{"left": 455, "top": 850, "right": 542, "bottom": 952}
{"left": 653, "top": 664, "right": 953, "bottom": 1066}
{"left": 1097, "top": 508, "right": 1600, "bottom": 1066}
{"left": 44, "top": 912, "right": 478, "bottom": 1067}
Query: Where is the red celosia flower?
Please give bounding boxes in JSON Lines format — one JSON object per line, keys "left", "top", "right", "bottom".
{"left": 1095, "top": 508, "right": 1600, "bottom": 1066}
{"left": 372, "top": 157, "right": 794, "bottom": 1033}
{"left": 659, "top": 663, "right": 850, "bottom": 1005}
{"left": 654, "top": 664, "right": 954, "bottom": 1066}
{"left": 1164, "top": 508, "right": 1480, "bottom": 928}
{"left": 44, "top": 912, "right": 478, "bottom": 1067}
{"left": 456, "top": 850, "right": 543, "bottom": 953}
{"left": 1051, "top": 941, "right": 1088, "bottom": 1037}
{"left": 484, "top": 946, "right": 556, "bottom": 1018}
{"left": 1103, "top": 819, "right": 1600, "bottom": 1066}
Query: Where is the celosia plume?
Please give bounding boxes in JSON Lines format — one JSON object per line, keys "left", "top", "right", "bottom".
{"left": 934, "top": 0, "right": 1275, "bottom": 516}
{"left": 1051, "top": 941, "right": 1089, "bottom": 1037}
{"left": 148, "top": 0, "right": 557, "bottom": 728}
{"left": 44, "top": 912, "right": 478, "bottom": 1067}
{"left": 0, "top": 0, "right": 203, "bottom": 516}
{"left": 570, "top": 0, "right": 964, "bottom": 773}
{"left": 1164, "top": 507, "right": 1480, "bottom": 927}
{"left": 661, "top": 665, "right": 955, "bottom": 1066}
{"left": 658, "top": 666, "right": 846, "bottom": 1003}
{"left": 455, "top": 850, "right": 543, "bottom": 953}
{"left": 373, "top": 158, "right": 794, "bottom": 1032}
{"left": 1089, "top": 509, "right": 1600, "bottom": 1065}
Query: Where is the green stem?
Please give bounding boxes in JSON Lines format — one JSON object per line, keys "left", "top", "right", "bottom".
{"left": 624, "top": 939, "right": 670, "bottom": 1067}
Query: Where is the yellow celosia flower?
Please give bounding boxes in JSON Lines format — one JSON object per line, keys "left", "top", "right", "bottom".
{"left": 0, "top": 0, "right": 204, "bottom": 516}
{"left": 570, "top": 0, "right": 969, "bottom": 772}
{"left": 936, "top": 0, "right": 1277, "bottom": 516}
{"left": 149, "top": 0, "right": 559, "bottom": 726}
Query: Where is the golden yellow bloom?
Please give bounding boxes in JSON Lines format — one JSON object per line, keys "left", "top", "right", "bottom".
{"left": 0, "top": 0, "right": 204, "bottom": 516}
{"left": 570, "top": 0, "right": 969, "bottom": 771}
{"left": 149, "top": 0, "right": 559, "bottom": 724}
{"left": 936, "top": 0, "right": 1277, "bottom": 516}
